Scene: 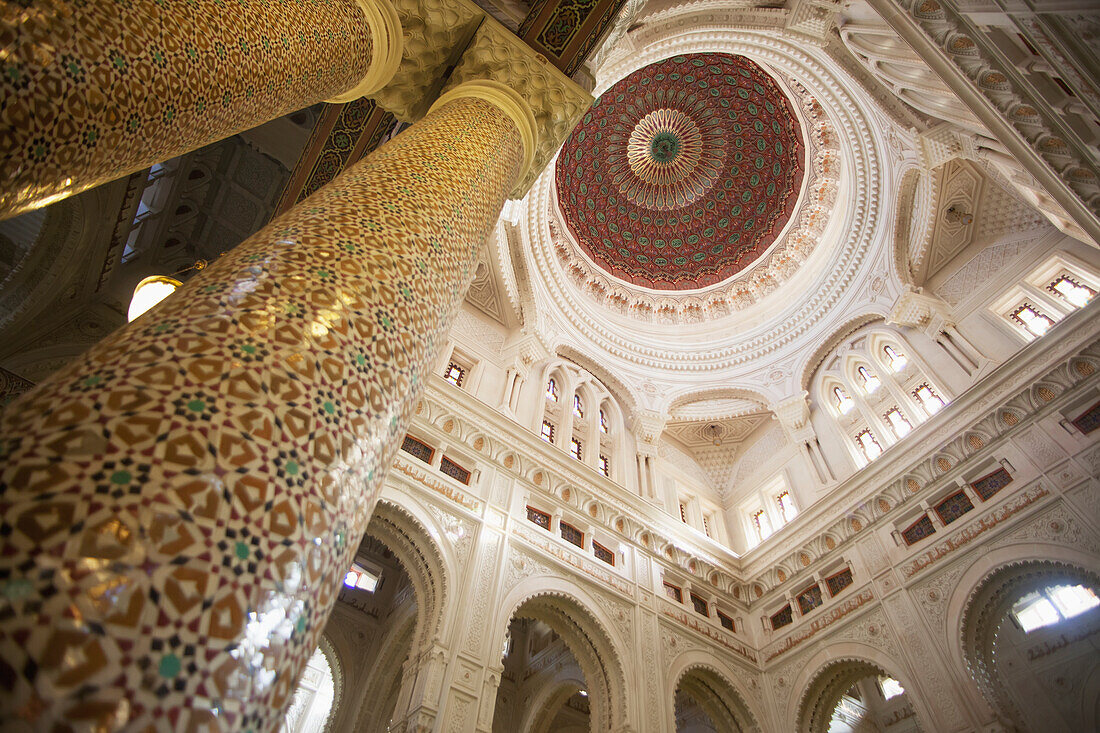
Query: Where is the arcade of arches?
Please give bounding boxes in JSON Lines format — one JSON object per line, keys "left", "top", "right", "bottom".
{"left": 1, "top": 0, "right": 1099, "bottom": 732}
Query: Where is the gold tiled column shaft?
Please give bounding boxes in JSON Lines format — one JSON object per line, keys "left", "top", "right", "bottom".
{"left": 0, "top": 81, "right": 535, "bottom": 732}
{"left": 0, "top": 0, "right": 403, "bottom": 220}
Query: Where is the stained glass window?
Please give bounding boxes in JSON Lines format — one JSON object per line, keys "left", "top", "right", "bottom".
{"left": 776, "top": 491, "right": 797, "bottom": 523}
{"left": 560, "top": 522, "right": 583, "bottom": 548}
{"left": 541, "top": 420, "right": 555, "bottom": 443}
{"left": 401, "top": 435, "right": 434, "bottom": 463}
{"left": 690, "top": 593, "right": 708, "bottom": 617}
{"left": 771, "top": 604, "right": 793, "bottom": 630}
{"left": 546, "top": 378, "right": 558, "bottom": 401}
{"left": 526, "top": 506, "right": 550, "bottom": 529}
{"left": 440, "top": 456, "right": 470, "bottom": 485}
{"left": 599, "top": 454, "right": 609, "bottom": 477}
{"left": 934, "top": 490, "right": 974, "bottom": 525}
{"left": 573, "top": 394, "right": 583, "bottom": 417}
{"left": 901, "top": 514, "right": 935, "bottom": 545}
{"left": 885, "top": 407, "right": 912, "bottom": 438}
{"left": 599, "top": 409, "right": 608, "bottom": 433}
{"left": 663, "top": 582, "right": 683, "bottom": 603}
{"left": 717, "top": 611, "right": 735, "bottom": 631}
{"left": 970, "top": 467, "right": 1012, "bottom": 500}
{"left": 825, "top": 568, "right": 853, "bottom": 597}
{"left": 593, "top": 541, "right": 614, "bottom": 566}
{"left": 797, "top": 584, "right": 823, "bottom": 615}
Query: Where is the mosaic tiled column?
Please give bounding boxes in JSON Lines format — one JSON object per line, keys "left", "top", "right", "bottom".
{"left": 0, "top": 80, "right": 536, "bottom": 731}
{"left": 0, "top": 0, "right": 403, "bottom": 220}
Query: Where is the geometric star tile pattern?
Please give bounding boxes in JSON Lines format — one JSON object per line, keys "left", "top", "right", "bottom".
{"left": 556, "top": 53, "right": 805, "bottom": 290}
{"left": 0, "top": 96, "right": 523, "bottom": 731}
{"left": 0, "top": 0, "right": 373, "bottom": 220}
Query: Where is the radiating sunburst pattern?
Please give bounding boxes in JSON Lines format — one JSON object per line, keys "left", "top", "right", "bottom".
{"left": 556, "top": 53, "right": 805, "bottom": 291}
{"left": 623, "top": 108, "right": 725, "bottom": 210}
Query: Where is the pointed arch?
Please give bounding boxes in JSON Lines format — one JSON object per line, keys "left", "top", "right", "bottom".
{"left": 491, "top": 577, "right": 631, "bottom": 733}
{"left": 667, "top": 654, "right": 761, "bottom": 732}
{"left": 789, "top": 642, "right": 933, "bottom": 733}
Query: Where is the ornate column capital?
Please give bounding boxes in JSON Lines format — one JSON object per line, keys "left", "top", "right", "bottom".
{"left": 631, "top": 409, "right": 666, "bottom": 455}
{"left": 441, "top": 18, "right": 593, "bottom": 197}
{"left": 329, "top": 0, "right": 405, "bottom": 101}
{"left": 887, "top": 286, "right": 951, "bottom": 333}
{"left": 772, "top": 391, "right": 815, "bottom": 443}
{"left": 430, "top": 80, "right": 539, "bottom": 185}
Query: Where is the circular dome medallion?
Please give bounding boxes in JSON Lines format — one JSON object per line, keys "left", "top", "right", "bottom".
{"left": 556, "top": 53, "right": 805, "bottom": 291}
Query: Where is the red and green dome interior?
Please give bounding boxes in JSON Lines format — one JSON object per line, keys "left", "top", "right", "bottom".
{"left": 555, "top": 53, "right": 805, "bottom": 291}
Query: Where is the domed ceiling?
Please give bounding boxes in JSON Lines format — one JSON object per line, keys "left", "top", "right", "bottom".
{"left": 555, "top": 53, "right": 806, "bottom": 291}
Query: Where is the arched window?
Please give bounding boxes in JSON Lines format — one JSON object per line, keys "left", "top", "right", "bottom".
{"left": 1048, "top": 275, "right": 1095, "bottom": 308}
{"left": 752, "top": 509, "right": 773, "bottom": 541}
{"left": 857, "top": 365, "right": 880, "bottom": 393}
{"left": 883, "top": 345, "right": 907, "bottom": 371}
{"left": 913, "top": 383, "right": 944, "bottom": 415}
{"left": 833, "top": 385, "right": 854, "bottom": 414}
{"left": 599, "top": 409, "right": 608, "bottom": 433}
{"left": 884, "top": 406, "right": 912, "bottom": 437}
{"left": 546, "top": 378, "right": 558, "bottom": 401}
{"left": 776, "top": 491, "right": 797, "bottom": 522}
{"left": 573, "top": 393, "right": 583, "bottom": 418}
{"left": 855, "top": 429, "right": 882, "bottom": 460}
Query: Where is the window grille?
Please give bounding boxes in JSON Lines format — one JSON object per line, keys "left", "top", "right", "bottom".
{"left": 702, "top": 515, "right": 711, "bottom": 537}
{"left": 690, "top": 593, "right": 708, "bottom": 617}
{"left": 717, "top": 611, "right": 735, "bottom": 632}
{"left": 663, "top": 582, "right": 683, "bottom": 603}
{"left": 1072, "top": 399, "right": 1100, "bottom": 434}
